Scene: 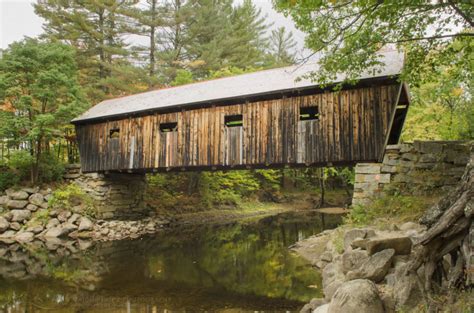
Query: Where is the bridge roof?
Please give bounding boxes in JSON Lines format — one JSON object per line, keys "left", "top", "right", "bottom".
{"left": 73, "top": 50, "right": 404, "bottom": 124}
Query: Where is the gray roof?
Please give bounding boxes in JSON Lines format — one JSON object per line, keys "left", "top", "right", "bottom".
{"left": 73, "top": 50, "right": 404, "bottom": 123}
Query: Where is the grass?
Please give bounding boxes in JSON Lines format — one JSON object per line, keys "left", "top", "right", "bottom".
{"left": 344, "top": 194, "right": 439, "bottom": 228}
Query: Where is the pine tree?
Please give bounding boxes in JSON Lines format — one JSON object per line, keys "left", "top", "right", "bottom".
{"left": 34, "top": 0, "right": 147, "bottom": 100}
{"left": 268, "top": 27, "right": 297, "bottom": 66}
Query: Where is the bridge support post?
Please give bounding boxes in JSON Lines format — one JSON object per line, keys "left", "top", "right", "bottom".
{"left": 64, "top": 166, "right": 148, "bottom": 219}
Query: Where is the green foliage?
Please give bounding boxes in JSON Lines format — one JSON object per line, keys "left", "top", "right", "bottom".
{"left": 170, "top": 69, "right": 194, "bottom": 86}
{"left": 346, "top": 194, "right": 435, "bottom": 226}
{"left": 8, "top": 150, "right": 34, "bottom": 180}
{"left": 274, "top": 0, "right": 473, "bottom": 85}
{"left": 0, "top": 38, "right": 88, "bottom": 183}
{"left": 199, "top": 171, "right": 261, "bottom": 207}
{"left": 0, "top": 167, "right": 19, "bottom": 191}
{"left": 49, "top": 183, "right": 96, "bottom": 217}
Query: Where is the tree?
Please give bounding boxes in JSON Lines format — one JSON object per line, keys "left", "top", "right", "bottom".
{"left": 274, "top": 0, "right": 473, "bottom": 85}
{"left": 0, "top": 39, "right": 88, "bottom": 182}
{"left": 34, "top": 0, "right": 147, "bottom": 101}
{"left": 268, "top": 26, "right": 297, "bottom": 66}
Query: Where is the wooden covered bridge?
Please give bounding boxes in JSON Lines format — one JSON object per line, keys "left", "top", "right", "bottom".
{"left": 72, "top": 51, "right": 410, "bottom": 173}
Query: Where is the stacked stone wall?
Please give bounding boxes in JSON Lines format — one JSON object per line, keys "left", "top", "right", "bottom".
{"left": 64, "top": 165, "right": 148, "bottom": 219}
{"left": 353, "top": 141, "right": 472, "bottom": 206}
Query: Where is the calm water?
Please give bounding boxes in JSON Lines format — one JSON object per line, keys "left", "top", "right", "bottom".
{"left": 0, "top": 211, "right": 341, "bottom": 313}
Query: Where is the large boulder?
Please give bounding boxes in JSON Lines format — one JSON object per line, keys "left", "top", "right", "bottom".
{"left": 0, "top": 217, "right": 9, "bottom": 232}
{"left": 346, "top": 249, "right": 395, "bottom": 283}
{"left": 10, "top": 209, "right": 32, "bottom": 222}
{"left": 28, "top": 193, "right": 45, "bottom": 206}
{"left": 366, "top": 237, "right": 412, "bottom": 255}
{"left": 328, "top": 279, "right": 384, "bottom": 313}
{"left": 6, "top": 200, "right": 29, "bottom": 210}
{"left": 342, "top": 249, "right": 369, "bottom": 273}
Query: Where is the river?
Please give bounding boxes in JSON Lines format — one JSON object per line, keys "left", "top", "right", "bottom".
{"left": 0, "top": 210, "right": 341, "bottom": 312}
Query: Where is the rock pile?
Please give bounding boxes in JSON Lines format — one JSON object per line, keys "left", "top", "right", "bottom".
{"left": 0, "top": 187, "right": 171, "bottom": 245}
{"left": 296, "top": 222, "right": 427, "bottom": 313}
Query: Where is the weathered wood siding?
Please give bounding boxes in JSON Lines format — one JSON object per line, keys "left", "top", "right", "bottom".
{"left": 76, "top": 84, "right": 400, "bottom": 172}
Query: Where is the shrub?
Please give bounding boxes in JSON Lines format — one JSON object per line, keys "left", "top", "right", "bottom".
{"left": 49, "top": 183, "right": 96, "bottom": 217}
{"left": 37, "top": 153, "right": 65, "bottom": 183}
{"left": 0, "top": 167, "right": 19, "bottom": 191}
{"left": 8, "top": 150, "right": 34, "bottom": 180}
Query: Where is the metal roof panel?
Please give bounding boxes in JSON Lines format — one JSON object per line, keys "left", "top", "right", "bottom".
{"left": 73, "top": 51, "right": 404, "bottom": 123}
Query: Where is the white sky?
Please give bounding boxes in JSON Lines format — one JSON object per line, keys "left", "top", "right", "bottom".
{"left": 0, "top": 0, "right": 306, "bottom": 52}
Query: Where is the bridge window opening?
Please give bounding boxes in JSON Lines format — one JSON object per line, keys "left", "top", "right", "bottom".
{"left": 160, "top": 122, "right": 178, "bottom": 132}
{"left": 300, "top": 106, "right": 319, "bottom": 121}
{"left": 225, "top": 114, "right": 243, "bottom": 127}
{"left": 109, "top": 128, "right": 120, "bottom": 139}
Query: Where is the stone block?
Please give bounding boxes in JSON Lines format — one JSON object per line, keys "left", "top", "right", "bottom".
{"left": 356, "top": 163, "right": 382, "bottom": 174}
{"left": 399, "top": 143, "right": 413, "bottom": 153}
{"left": 414, "top": 141, "right": 443, "bottom": 154}
{"left": 381, "top": 165, "right": 397, "bottom": 173}
{"left": 400, "top": 153, "right": 418, "bottom": 161}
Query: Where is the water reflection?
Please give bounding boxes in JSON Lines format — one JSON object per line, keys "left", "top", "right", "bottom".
{"left": 0, "top": 211, "right": 341, "bottom": 313}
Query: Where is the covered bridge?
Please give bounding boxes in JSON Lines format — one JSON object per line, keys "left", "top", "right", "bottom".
{"left": 72, "top": 51, "right": 410, "bottom": 173}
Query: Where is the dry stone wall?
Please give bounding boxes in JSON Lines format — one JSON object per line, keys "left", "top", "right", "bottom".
{"left": 353, "top": 141, "right": 472, "bottom": 206}
{"left": 64, "top": 165, "right": 148, "bottom": 219}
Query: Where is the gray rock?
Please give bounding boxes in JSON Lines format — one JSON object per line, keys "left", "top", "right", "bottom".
{"left": 62, "top": 223, "right": 78, "bottom": 233}
{"left": 350, "top": 238, "right": 370, "bottom": 250}
{"left": 343, "top": 228, "right": 376, "bottom": 251}
{"left": 44, "top": 226, "right": 69, "bottom": 238}
{"left": 57, "top": 211, "right": 72, "bottom": 222}
{"left": 9, "top": 222, "right": 21, "bottom": 231}
{"left": 7, "top": 190, "right": 29, "bottom": 200}
{"left": 324, "top": 279, "right": 344, "bottom": 302}
{"left": 366, "top": 237, "right": 412, "bottom": 255}
{"left": 46, "top": 218, "right": 60, "bottom": 229}
{"left": 28, "top": 193, "right": 44, "bottom": 206}
{"left": 391, "top": 264, "right": 422, "bottom": 309}
{"left": 346, "top": 249, "right": 395, "bottom": 283}
{"left": 6, "top": 200, "right": 29, "bottom": 210}
{"left": 15, "top": 232, "right": 34, "bottom": 242}
{"left": 78, "top": 217, "right": 93, "bottom": 231}
{"left": 320, "top": 251, "right": 333, "bottom": 263}
{"left": 0, "top": 217, "right": 9, "bottom": 232}
{"left": 22, "top": 187, "right": 39, "bottom": 194}
{"left": 342, "top": 249, "right": 369, "bottom": 274}
{"left": 0, "top": 195, "right": 9, "bottom": 206}
{"left": 26, "top": 204, "right": 38, "bottom": 212}
{"left": 68, "top": 213, "right": 81, "bottom": 225}
{"left": 0, "top": 230, "right": 16, "bottom": 238}
{"left": 328, "top": 279, "right": 384, "bottom": 313}
{"left": 322, "top": 262, "right": 345, "bottom": 291}
{"left": 3, "top": 212, "right": 12, "bottom": 221}
{"left": 27, "top": 225, "right": 44, "bottom": 234}
{"left": 300, "top": 298, "right": 326, "bottom": 313}
{"left": 314, "top": 304, "right": 329, "bottom": 313}
{"left": 10, "top": 209, "right": 32, "bottom": 222}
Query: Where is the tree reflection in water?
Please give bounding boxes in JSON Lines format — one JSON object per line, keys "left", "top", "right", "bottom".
{"left": 0, "top": 211, "right": 341, "bottom": 312}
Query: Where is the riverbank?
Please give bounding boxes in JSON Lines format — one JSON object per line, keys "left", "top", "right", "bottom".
{"left": 293, "top": 211, "right": 473, "bottom": 313}
{"left": 0, "top": 183, "right": 349, "bottom": 245}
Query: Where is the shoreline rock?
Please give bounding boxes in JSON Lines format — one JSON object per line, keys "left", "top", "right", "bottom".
{"left": 295, "top": 222, "right": 428, "bottom": 313}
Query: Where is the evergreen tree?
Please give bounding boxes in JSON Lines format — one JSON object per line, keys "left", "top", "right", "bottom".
{"left": 268, "top": 27, "right": 297, "bottom": 66}
{"left": 34, "top": 0, "right": 147, "bottom": 100}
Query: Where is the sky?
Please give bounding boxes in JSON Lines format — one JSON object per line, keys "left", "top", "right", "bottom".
{"left": 0, "top": 0, "right": 306, "bottom": 52}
